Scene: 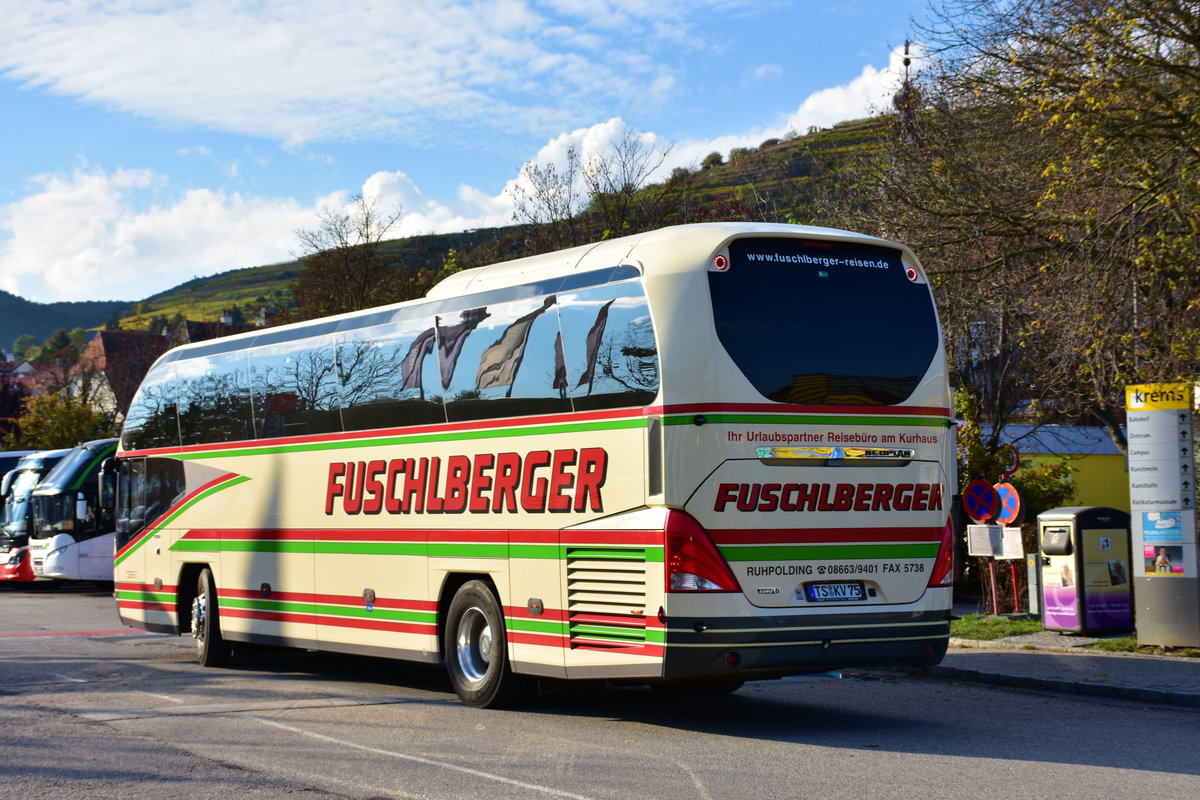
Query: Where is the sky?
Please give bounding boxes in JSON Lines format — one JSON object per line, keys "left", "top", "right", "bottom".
{"left": 0, "top": 0, "right": 930, "bottom": 305}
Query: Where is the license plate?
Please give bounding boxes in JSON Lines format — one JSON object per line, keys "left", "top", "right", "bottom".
{"left": 32, "top": 560, "right": 43, "bottom": 576}
{"left": 803, "top": 581, "right": 865, "bottom": 602}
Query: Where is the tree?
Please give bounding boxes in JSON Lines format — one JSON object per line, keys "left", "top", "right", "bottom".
{"left": 581, "top": 128, "right": 674, "bottom": 238}
{"left": 860, "top": 0, "right": 1200, "bottom": 455}
{"left": 68, "top": 328, "right": 88, "bottom": 354}
{"left": 998, "top": 0, "right": 1200, "bottom": 446}
{"left": 507, "top": 127, "right": 680, "bottom": 252}
{"left": 12, "top": 334, "right": 36, "bottom": 360}
{"left": 508, "top": 146, "right": 584, "bottom": 250}
{"left": 36, "top": 329, "right": 73, "bottom": 363}
{"left": 290, "top": 193, "right": 405, "bottom": 319}
{"left": 0, "top": 374, "right": 27, "bottom": 439}
{"left": 2, "top": 391, "right": 115, "bottom": 450}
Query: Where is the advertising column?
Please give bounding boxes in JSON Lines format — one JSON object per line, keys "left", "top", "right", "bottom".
{"left": 1126, "top": 382, "right": 1200, "bottom": 647}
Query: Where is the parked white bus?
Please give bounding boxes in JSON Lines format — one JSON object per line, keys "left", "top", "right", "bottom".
{"left": 112, "top": 222, "right": 955, "bottom": 706}
{"left": 29, "top": 438, "right": 119, "bottom": 583}
{"left": 2, "top": 448, "right": 70, "bottom": 582}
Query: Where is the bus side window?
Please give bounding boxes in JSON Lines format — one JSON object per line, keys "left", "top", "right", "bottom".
{"left": 122, "top": 367, "right": 181, "bottom": 451}
{"left": 98, "top": 458, "right": 117, "bottom": 537}
{"left": 177, "top": 351, "right": 254, "bottom": 445}
{"left": 443, "top": 295, "right": 572, "bottom": 422}
{"left": 338, "top": 317, "right": 447, "bottom": 432}
{"left": 115, "top": 458, "right": 146, "bottom": 549}
{"left": 251, "top": 334, "right": 342, "bottom": 439}
{"left": 558, "top": 282, "right": 659, "bottom": 411}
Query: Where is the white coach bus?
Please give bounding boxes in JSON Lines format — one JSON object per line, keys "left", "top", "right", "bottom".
{"left": 29, "top": 438, "right": 119, "bottom": 582}
{"left": 111, "top": 222, "right": 955, "bottom": 707}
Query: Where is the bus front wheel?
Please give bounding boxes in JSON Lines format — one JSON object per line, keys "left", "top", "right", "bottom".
{"left": 192, "top": 567, "right": 229, "bottom": 667}
{"left": 444, "top": 580, "right": 527, "bottom": 708}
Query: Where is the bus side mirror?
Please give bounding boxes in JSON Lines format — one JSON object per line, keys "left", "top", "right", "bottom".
{"left": 77, "top": 491, "right": 89, "bottom": 521}
{"left": 98, "top": 458, "right": 118, "bottom": 524}
{"left": 1, "top": 469, "right": 13, "bottom": 497}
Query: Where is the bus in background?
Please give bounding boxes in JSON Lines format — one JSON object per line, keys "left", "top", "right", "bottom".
{"left": 0, "top": 451, "right": 38, "bottom": 478}
{"left": 2, "top": 448, "right": 71, "bottom": 582}
{"left": 29, "top": 439, "right": 119, "bottom": 583}
{"left": 111, "top": 222, "right": 956, "bottom": 706}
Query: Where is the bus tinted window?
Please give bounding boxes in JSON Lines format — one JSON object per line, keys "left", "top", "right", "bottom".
{"left": 115, "top": 457, "right": 186, "bottom": 548}
{"left": 250, "top": 335, "right": 342, "bottom": 438}
{"left": 177, "top": 351, "right": 254, "bottom": 444}
{"left": 121, "top": 365, "right": 180, "bottom": 451}
{"left": 711, "top": 238, "right": 939, "bottom": 405}
{"left": 443, "top": 295, "right": 572, "bottom": 422}
{"left": 559, "top": 282, "right": 658, "bottom": 411}
{"left": 338, "top": 319, "right": 446, "bottom": 431}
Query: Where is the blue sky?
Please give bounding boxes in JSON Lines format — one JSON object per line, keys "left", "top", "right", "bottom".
{"left": 0, "top": 0, "right": 929, "bottom": 305}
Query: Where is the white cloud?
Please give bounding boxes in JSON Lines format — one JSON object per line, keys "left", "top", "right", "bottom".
{"left": 0, "top": 1, "right": 727, "bottom": 148}
{"left": 746, "top": 63, "right": 784, "bottom": 85}
{"left": 0, "top": 37, "right": 919, "bottom": 305}
{"left": 784, "top": 44, "right": 913, "bottom": 134}
{"left": 0, "top": 164, "right": 514, "bottom": 303}
{"left": 0, "top": 166, "right": 308, "bottom": 302}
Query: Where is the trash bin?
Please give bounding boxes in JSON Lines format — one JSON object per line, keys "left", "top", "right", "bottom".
{"left": 1038, "top": 507, "right": 1133, "bottom": 634}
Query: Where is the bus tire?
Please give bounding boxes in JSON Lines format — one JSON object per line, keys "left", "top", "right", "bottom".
{"left": 192, "top": 567, "right": 229, "bottom": 667}
{"left": 444, "top": 580, "right": 526, "bottom": 708}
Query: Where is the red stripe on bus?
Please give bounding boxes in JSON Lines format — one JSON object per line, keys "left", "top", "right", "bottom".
{"left": 117, "top": 582, "right": 179, "bottom": 593}
{"left": 508, "top": 630, "right": 664, "bottom": 657}
{"left": 220, "top": 607, "right": 435, "bottom": 636}
{"left": 115, "top": 473, "right": 242, "bottom": 559}
{"left": 708, "top": 527, "right": 945, "bottom": 545}
{"left": 219, "top": 587, "right": 437, "bottom": 612}
{"left": 116, "top": 600, "right": 174, "bottom": 613}
{"left": 122, "top": 406, "right": 651, "bottom": 458}
{"left": 178, "top": 527, "right": 665, "bottom": 547}
{"left": 659, "top": 402, "right": 952, "bottom": 417}
{"left": 509, "top": 630, "right": 567, "bottom": 648}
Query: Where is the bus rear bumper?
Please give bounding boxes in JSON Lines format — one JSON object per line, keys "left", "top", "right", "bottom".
{"left": 661, "top": 608, "right": 950, "bottom": 680}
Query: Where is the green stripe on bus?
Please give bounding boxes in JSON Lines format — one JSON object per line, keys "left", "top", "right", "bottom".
{"left": 664, "top": 413, "right": 947, "bottom": 428}
{"left": 222, "top": 597, "right": 436, "bottom": 623}
{"left": 174, "top": 418, "right": 649, "bottom": 461}
{"left": 115, "top": 475, "right": 252, "bottom": 568}
{"left": 719, "top": 543, "right": 939, "bottom": 561}
{"left": 170, "top": 539, "right": 662, "bottom": 561}
{"left": 115, "top": 590, "right": 176, "bottom": 603}
{"left": 70, "top": 445, "right": 117, "bottom": 490}
{"left": 568, "top": 624, "right": 647, "bottom": 642}
{"left": 507, "top": 617, "right": 565, "bottom": 636}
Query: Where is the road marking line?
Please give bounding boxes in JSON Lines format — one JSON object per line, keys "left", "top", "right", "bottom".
{"left": 48, "top": 672, "right": 88, "bottom": 684}
{"left": 251, "top": 716, "right": 599, "bottom": 800}
{"left": 81, "top": 695, "right": 411, "bottom": 721}
{"left": 134, "top": 691, "right": 185, "bottom": 703}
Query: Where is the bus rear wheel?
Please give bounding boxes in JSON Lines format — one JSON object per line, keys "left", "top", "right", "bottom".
{"left": 444, "top": 580, "right": 527, "bottom": 708}
{"left": 192, "top": 567, "right": 229, "bottom": 667}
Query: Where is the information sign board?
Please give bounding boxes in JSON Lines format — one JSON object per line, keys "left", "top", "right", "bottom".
{"left": 967, "top": 524, "right": 1024, "bottom": 560}
{"left": 1125, "top": 383, "right": 1197, "bottom": 579}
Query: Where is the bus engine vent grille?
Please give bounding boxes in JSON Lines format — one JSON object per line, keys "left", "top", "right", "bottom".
{"left": 566, "top": 547, "right": 648, "bottom": 650}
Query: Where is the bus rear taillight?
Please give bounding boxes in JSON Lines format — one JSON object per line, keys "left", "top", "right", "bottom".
{"left": 927, "top": 515, "right": 955, "bottom": 587}
{"left": 665, "top": 510, "right": 741, "bottom": 592}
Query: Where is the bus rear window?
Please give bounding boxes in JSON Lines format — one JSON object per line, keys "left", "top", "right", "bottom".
{"left": 709, "top": 238, "right": 939, "bottom": 406}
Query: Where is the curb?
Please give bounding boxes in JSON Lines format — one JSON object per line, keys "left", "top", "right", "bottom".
{"left": 922, "top": 663, "right": 1200, "bottom": 709}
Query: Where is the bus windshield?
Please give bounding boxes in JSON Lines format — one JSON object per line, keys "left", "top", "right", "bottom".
{"left": 710, "top": 238, "right": 940, "bottom": 405}
{"left": 32, "top": 493, "right": 78, "bottom": 539}
{"left": 3, "top": 470, "right": 45, "bottom": 539}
